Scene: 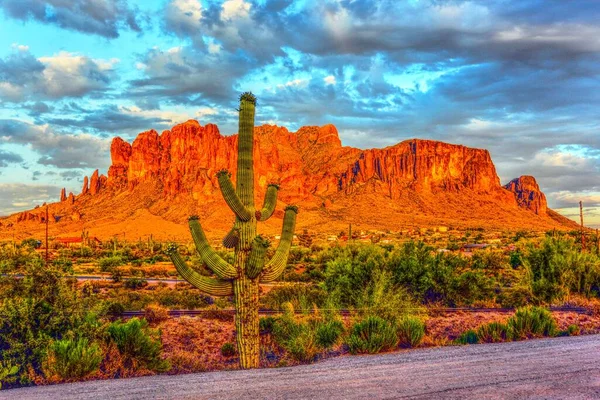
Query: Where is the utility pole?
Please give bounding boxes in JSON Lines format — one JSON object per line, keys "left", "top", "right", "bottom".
{"left": 45, "top": 205, "right": 49, "bottom": 266}
{"left": 580, "top": 201, "right": 585, "bottom": 251}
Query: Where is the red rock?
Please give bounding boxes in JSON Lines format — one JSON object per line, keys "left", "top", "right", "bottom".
{"left": 67, "top": 192, "right": 75, "bottom": 205}
{"left": 60, "top": 188, "right": 67, "bottom": 202}
{"left": 108, "top": 137, "right": 132, "bottom": 186}
{"left": 99, "top": 122, "right": 523, "bottom": 206}
{"left": 504, "top": 176, "right": 548, "bottom": 215}
{"left": 90, "top": 169, "right": 101, "bottom": 195}
{"left": 81, "top": 176, "right": 89, "bottom": 195}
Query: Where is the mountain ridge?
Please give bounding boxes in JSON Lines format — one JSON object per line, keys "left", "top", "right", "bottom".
{"left": 0, "top": 120, "right": 577, "bottom": 241}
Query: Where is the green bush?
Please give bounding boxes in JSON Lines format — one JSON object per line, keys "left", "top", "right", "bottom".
{"left": 44, "top": 338, "right": 102, "bottom": 380}
{"left": 221, "top": 342, "right": 236, "bottom": 357}
{"left": 455, "top": 329, "right": 479, "bottom": 345}
{"left": 568, "top": 324, "right": 580, "bottom": 336}
{"left": 259, "top": 316, "right": 276, "bottom": 334}
{"left": 0, "top": 361, "right": 18, "bottom": 389}
{"left": 124, "top": 277, "right": 148, "bottom": 289}
{"left": 98, "top": 256, "right": 123, "bottom": 272}
{"left": 260, "top": 285, "right": 327, "bottom": 312}
{"left": 0, "top": 259, "right": 102, "bottom": 387}
{"left": 477, "top": 322, "right": 511, "bottom": 343}
{"left": 347, "top": 316, "right": 398, "bottom": 354}
{"left": 315, "top": 320, "right": 344, "bottom": 350}
{"left": 272, "top": 304, "right": 318, "bottom": 362}
{"left": 397, "top": 316, "right": 425, "bottom": 348}
{"left": 107, "top": 318, "right": 169, "bottom": 372}
{"left": 284, "top": 328, "right": 319, "bottom": 362}
{"left": 506, "top": 307, "right": 557, "bottom": 340}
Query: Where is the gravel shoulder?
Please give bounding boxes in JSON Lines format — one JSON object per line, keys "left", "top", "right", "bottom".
{"left": 3, "top": 334, "right": 600, "bottom": 400}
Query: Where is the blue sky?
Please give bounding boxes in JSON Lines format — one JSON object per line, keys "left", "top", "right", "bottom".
{"left": 0, "top": 0, "right": 599, "bottom": 226}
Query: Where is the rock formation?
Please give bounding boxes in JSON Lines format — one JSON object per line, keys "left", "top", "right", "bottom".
{"left": 504, "top": 176, "right": 548, "bottom": 215}
{"left": 3, "top": 120, "right": 576, "bottom": 237}
{"left": 81, "top": 176, "right": 89, "bottom": 195}
{"left": 107, "top": 137, "right": 131, "bottom": 187}
{"left": 60, "top": 188, "right": 67, "bottom": 202}
{"left": 104, "top": 121, "right": 517, "bottom": 206}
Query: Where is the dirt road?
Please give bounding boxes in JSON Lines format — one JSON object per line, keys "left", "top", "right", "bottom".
{"left": 4, "top": 335, "right": 599, "bottom": 399}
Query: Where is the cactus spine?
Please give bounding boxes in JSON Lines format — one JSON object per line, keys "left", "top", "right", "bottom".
{"left": 165, "top": 92, "right": 298, "bottom": 368}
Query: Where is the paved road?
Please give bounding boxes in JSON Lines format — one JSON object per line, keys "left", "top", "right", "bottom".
{"left": 4, "top": 335, "right": 600, "bottom": 400}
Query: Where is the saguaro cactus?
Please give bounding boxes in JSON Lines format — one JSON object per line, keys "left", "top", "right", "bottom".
{"left": 165, "top": 92, "right": 298, "bottom": 368}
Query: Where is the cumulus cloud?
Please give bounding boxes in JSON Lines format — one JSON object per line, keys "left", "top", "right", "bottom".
{"left": 0, "top": 0, "right": 143, "bottom": 38}
{"left": 0, "top": 183, "right": 62, "bottom": 215}
{"left": 0, "top": 119, "right": 110, "bottom": 169}
{"left": 0, "top": 50, "right": 117, "bottom": 102}
{"left": 0, "top": 149, "right": 24, "bottom": 167}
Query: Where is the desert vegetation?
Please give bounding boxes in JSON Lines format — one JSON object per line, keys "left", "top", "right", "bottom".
{"left": 1, "top": 228, "right": 600, "bottom": 389}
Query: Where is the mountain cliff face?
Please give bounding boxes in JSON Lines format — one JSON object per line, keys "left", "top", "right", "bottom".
{"left": 3, "top": 120, "right": 575, "bottom": 239}
{"left": 102, "top": 120, "right": 512, "bottom": 203}
{"left": 504, "top": 176, "right": 548, "bottom": 215}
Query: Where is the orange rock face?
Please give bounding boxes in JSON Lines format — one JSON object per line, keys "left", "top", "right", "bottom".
{"left": 60, "top": 188, "right": 67, "bottom": 202}
{"left": 5, "top": 120, "right": 572, "bottom": 238}
{"left": 81, "top": 176, "right": 89, "bottom": 195}
{"left": 504, "top": 176, "right": 548, "bottom": 215}
{"left": 104, "top": 121, "right": 515, "bottom": 205}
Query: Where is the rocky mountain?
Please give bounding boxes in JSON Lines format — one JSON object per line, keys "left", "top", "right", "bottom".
{"left": 0, "top": 120, "right": 576, "bottom": 240}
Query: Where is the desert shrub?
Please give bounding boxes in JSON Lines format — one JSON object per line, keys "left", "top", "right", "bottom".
{"left": 355, "top": 270, "right": 421, "bottom": 323}
{"left": 98, "top": 256, "right": 123, "bottom": 272}
{"left": 105, "top": 301, "right": 125, "bottom": 316}
{"left": 397, "top": 316, "right": 425, "bottom": 348}
{"left": 568, "top": 324, "right": 580, "bottom": 336}
{"left": 283, "top": 328, "right": 319, "bottom": 362}
{"left": 261, "top": 285, "right": 327, "bottom": 312}
{"left": 323, "top": 245, "right": 389, "bottom": 307}
{"left": 111, "top": 268, "right": 123, "bottom": 283}
{"left": 270, "top": 304, "right": 336, "bottom": 362}
{"left": 506, "top": 307, "right": 557, "bottom": 340}
{"left": 477, "top": 322, "right": 511, "bottom": 343}
{"left": 0, "top": 361, "right": 18, "bottom": 389}
{"left": 455, "top": 329, "right": 479, "bottom": 345}
{"left": 315, "top": 320, "right": 344, "bottom": 350}
{"left": 124, "top": 277, "right": 148, "bottom": 289}
{"left": 259, "top": 316, "right": 276, "bottom": 334}
{"left": 498, "top": 286, "right": 533, "bottom": 308}
{"left": 144, "top": 304, "right": 169, "bottom": 324}
{"left": 347, "top": 316, "right": 397, "bottom": 354}
{"left": 0, "top": 259, "right": 102, "bottom": 387}
{"left": 107, "top": 318, "right": 169, "bottom": 372}
{"left": 221, "top": 342, "right": 236, "bottom": 357}
{"left": 44, "top": 338, "right": 102, "bottom": 381}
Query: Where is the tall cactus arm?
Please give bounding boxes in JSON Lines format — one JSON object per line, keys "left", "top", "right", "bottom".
{"left": 188, "top": 216, "right": 238, "bottom": 280}
{"left": 260, "top": 205, "right": 298, "bottom": 282}
{"left": 256, "top": 184, "right": 279, "bottom": 221}
{"left": 237, "top": 92, "right": 256, "bottom": 207}
{"left": 247, "top": 235, "right": 271, "bottom": 279}
{"left": 165, "top": 244, "right": 233, "bottom": 296}
{"left": 217, "top": 170, "right": 251, "bottom": 221}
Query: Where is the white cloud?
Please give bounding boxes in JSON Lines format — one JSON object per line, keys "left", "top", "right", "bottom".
{"left": 276, "top": 79, "right": 308, "bottom": 89}
{"left": 11, "top": 43, "right": 29, "bottom": 51}
{"left": 221, "top": 0, "right": 251, "bottom": 20}
{"left": 324, "top": 75, "right": 336, "bottom": 85}
{"left": 533, "top": 149, "right": 593, "bottom": 170}
{"left": 165, "top": 0, "right": 203, "bottom": 32}
{"left": 38, "top": 52, "right": 118, "bottom": 97}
